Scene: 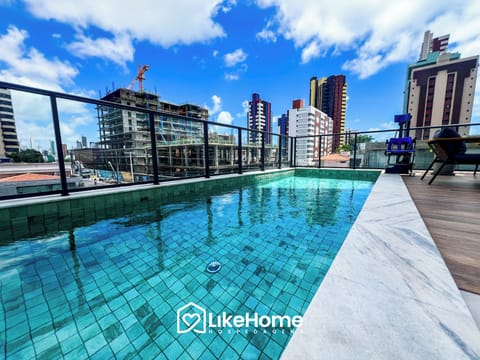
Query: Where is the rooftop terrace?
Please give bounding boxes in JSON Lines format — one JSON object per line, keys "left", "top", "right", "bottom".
{"left": 1, "top": 81, "right": 480, "bottom": 358}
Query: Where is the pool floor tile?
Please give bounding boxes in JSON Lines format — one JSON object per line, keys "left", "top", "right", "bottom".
{"left": 0, "top": 175, "right": 374, "bottom": 359}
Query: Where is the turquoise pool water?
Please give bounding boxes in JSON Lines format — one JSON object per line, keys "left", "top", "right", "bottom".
{"left": 0, "top": 175, "right": 373, "bottom": 359}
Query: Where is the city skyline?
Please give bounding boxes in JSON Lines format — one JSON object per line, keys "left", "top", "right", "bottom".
{"left": 1, "top": 1, "right": 480, "bottom": 150}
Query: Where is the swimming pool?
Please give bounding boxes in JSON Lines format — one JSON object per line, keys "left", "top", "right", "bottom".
{"left": 0, "top": 174, "right": 374, "bottom": 359}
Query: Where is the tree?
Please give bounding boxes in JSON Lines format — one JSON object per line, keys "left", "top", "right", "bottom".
{"left": 9, "top": 149, "right": 44, "bottom": 163}
{"left": 336, "top": 144, "right": 352, "bottom": 153}
{"left": 351, "top": 134, "right": 374, "bottom": 144}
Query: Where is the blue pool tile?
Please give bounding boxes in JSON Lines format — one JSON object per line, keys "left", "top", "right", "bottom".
{"left": 139, "top": 342, "right": 161, "bottom": 360}
{"left": 115, "top": 343, "right": 137, "bottom": 359}
{"left": 110, "top": 332, "right": 131, "bottom": 353}
{"left": 59, "top": 333, "right": 83, "bottom": 354}
{"left": 97, "top": 313, "right": 117, "bottom": 330}
{"left": 107, "top": 294, "right": 127, "bottom": 311}
{"left": 0, "top": 175, "right": 374, "bottom": 359}
{"left": 198, "top": 348, "right": 216, "bottom": 360}
{"left": 114, "top": 303, "right": 132, "bottom": 320}
{"left": 185, "top": 337, "right": 207, "bottom": 358}
{"left": 74, "top": 312, "right": 96, "bottom": 331}
{"left": 132, "top": 332, "right": 151, "bottom": 352}
{"left": 263, "top": 338, "right": 284, "bottom": 359}
{"left": 153, "top": 325, "right": 174, "bottom": 345}
{"left": 79, "top": 322, "right": 101, "bottom": 342}
{"left": 229, "top": 334, "right": 249, "bottom": 355}
{"left": 103, "top": 322, "right": 123, "bottom": 343}
{"left": 84, "top": 332, "right": 107, "bottom": 357}
{"left": 8, "top": 342, "right": 36, "bottom": 360}
{"left": 90, "top": 344, "right": 115, "bottom": 360}
{"left": 37, "top": 343, "right": 63, "bottom": 359}
{"left": 241, "top": 343, "right": 261, "bottom": 360}
{"left": 124, "top": 287, "right": 140, "bottom": 301}
{"left": 126, "top": 321, "right": 147, "bottom": 342}
{"left": 33, "top": 332, "right": 59, "bottom": 355}
{"left": 245, "top": 296, "right": 259, "bottom": 311}
{"left": 63, "top": 344, "right": 89, "bottom": 360}
{"left": 55, "top": 320, "right": 78, "bottom": 342}
{"left": 162, "top": 340, "right": 185, "bottom": 359}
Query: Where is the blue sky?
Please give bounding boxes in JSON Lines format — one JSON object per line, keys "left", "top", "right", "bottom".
{"left": 1, "top": 0, "right": 479, "bottom": 149}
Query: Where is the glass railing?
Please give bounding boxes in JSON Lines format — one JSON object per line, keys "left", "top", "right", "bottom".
{"left": 1, "top": 80, "right": 478, "bottom": 200}
{"left": 0, "top": 81, "right": 290, "bottom": 200}
{"left": 294, "top": 124, "right": 480, "bottom": 172}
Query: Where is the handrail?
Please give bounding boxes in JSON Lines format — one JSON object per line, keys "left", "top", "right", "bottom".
{"left": 1, "top": 80, "right": 479, "bottom": 201}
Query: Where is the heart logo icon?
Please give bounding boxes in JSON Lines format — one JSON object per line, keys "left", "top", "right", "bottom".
{"left": 182, "top": 313, "right": 202, "bottom": 332}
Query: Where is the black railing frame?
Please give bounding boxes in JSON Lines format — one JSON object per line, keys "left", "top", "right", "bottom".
{"left": 1, "top": 80, "right": 479, "bottom": 201}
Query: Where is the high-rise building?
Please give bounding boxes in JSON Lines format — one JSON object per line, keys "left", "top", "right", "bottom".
{"left": 292, "top": 99, "right": 304, "bottom": 109}
{"left": 309, "top": 75, "right": 347, "bottom": 151}
{"left": 278, "top": 113, "right": 289, "bottom": 157}
{"left": 98, "top": 88, "right": 208, "bottom": 176}
{"left": 99, "top": 88, "right": 208, "bottom": 149}
{"left": 247, "top": 93, "right": 272, "bottom": 144}
{"left": 0, "top": 88, "right": 20, "bottom": 160}
{"left": 419, "top": 30, "right": 450, "bottom": 61}
{"left": 404, "top": 31, "right": 479, "bottom": 139}
{"left": 288, "top": 104, "right": 333, "bottom": 166}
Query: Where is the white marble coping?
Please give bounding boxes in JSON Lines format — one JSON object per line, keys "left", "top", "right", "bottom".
{"left": 282, "top": 173, "right": 480, "bottom": 360}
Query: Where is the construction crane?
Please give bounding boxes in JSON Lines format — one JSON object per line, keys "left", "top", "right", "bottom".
{"left": 127, "top": 64, "right": 149, "bottom": 91}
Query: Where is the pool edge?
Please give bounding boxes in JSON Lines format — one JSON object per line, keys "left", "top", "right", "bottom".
{"left": 281, "top": 173, "right": 480, "bottom": 359}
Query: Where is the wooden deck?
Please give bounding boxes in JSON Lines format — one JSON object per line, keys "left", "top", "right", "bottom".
{"left": 403, "top": 172, "right": 480, "bottom": 295}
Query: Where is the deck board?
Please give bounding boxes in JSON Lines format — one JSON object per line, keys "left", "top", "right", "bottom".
{"left": 403, "top": 173, "right": 480, "bottom": 294}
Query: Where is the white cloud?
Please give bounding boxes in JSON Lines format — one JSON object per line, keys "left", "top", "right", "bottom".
{"left": 220, "top": 0, "right": 237, "bottom": 12}
{"left": 0, "top": 26, "right": 97, "bottom": 149}
{"left": 224, "top": 73, "right": 239, "bottom": 81}
{"left": 256, "top": 29, "right": 276, "bottom": 43}
{"left": 204, "top": 95, "right": 233, "bottom": 126}
{"left": 240, "top": 100, "right": 249, "bottom": 116}
{"left": 223, "top": 60, "right": 248, "bottom": 81}
{"left": 67, "top": 33, "right": 134, "bottom": 67}
{"left": 206, "top": 95, "right": 222, "bottom": 115}
{"left": 256, "top": 0, "right": 480, "bottom": 79}
{"left": 256, "top": 21, "right": 277, "bottom": 43}
{"left": 300, "top": 40, "right": 323, "bottom": 64}
{"left": 217, "top": 111, "right": 233, "bottom": 125}
{"left": 0, "top": 26, "right": 78, "bottom": 90}
{"left": 224, "top": 48, "right": 247, "bottom": 67}
{"left": 23, "top": 0, "right": 227, "bottom": 50}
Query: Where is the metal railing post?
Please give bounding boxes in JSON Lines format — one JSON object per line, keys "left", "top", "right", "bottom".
{"left": 278, "top": 135, "right": 282, "bottom": 169}
{"left": 203, "top": 122, "right": 210, "bottom": 178}
{"left": 318, "top": 135, "right": 322, "bottom": 168}
{"left": 238, "top": 128, "right": 242, "bottom": 174}
{"left": 352, "top": 133, "right": 358, "bottom": 169}
{"left": 293, "top": 137, "right": 296, "bottom": 167}
{"left": 149, "top": 112, "right": 159, "bottom": 184}
{"left": 261, "top": 131, "right": 265, "bottom": 171}
{"left": 50, "top": 96, "right": 69, "bottom": 196}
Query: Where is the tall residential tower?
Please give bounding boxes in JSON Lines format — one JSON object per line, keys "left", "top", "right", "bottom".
{"left": 404, "top": 30, "right": 478, "bottom": 139}
{"left": 287, "top": 100, "right": 333, "bottom": 166}
{"left": 0, "top": 88, "right": 20, "bottom": 160}
{"left": 309, "top": 75, "right": 347, "bottom": 151}
{"left": 247, "top": 93, "right": 272, "bottom": 144}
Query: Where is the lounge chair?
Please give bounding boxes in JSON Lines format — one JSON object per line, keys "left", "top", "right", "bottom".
{"left": 421, "top": 134, "right": 480, "bottom": 185}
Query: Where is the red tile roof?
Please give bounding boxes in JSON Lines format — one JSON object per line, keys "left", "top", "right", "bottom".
{"left": 321, "top": 153, "right": 350, "bottom": 161}
{"left": 0, "top": 173, "right": 60, "bottom": 182}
